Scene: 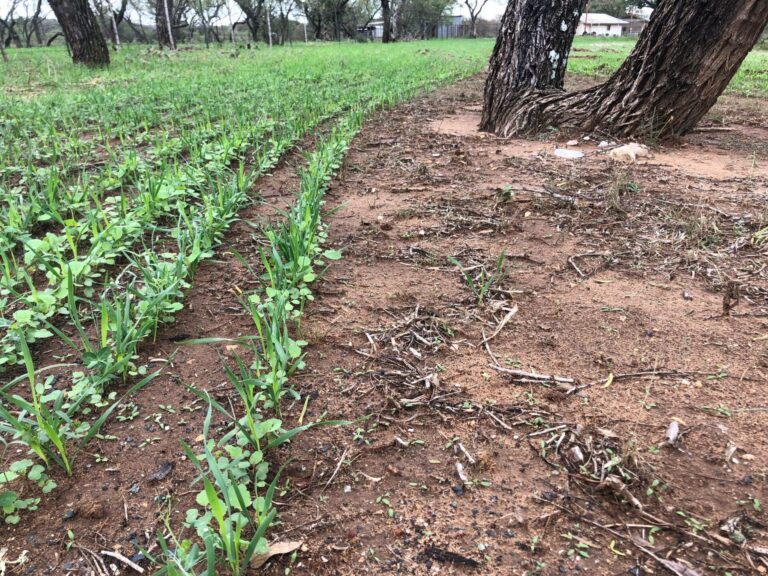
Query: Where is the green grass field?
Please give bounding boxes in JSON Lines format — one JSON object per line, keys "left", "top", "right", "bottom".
{"left": 568, "top": 36, "right": 768, "bottom": 98}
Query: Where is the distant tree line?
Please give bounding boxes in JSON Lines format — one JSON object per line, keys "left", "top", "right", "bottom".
{"left": 0, "top": 0, "right": 500, "bottom": 65}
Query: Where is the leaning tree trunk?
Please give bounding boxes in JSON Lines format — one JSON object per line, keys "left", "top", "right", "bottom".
{"left": 48, "top": 0, "right": 110, "bottom": 66}
{"left": 484, "top": 0, "right": 768, "bottom": 139}
{"left": 156, "top": 0, "right": 176, "bottom": 48}
{"left": 480, "top": 0, "right": 587, "bottom": 133}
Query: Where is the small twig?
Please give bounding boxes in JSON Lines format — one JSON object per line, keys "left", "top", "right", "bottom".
{"left": 457, "top": 442, "right": 476, "bottom": 465}
{"left": 491, "top": 364, "right": 575, "bottom": 384}
{"left": 480, "top": 305, "right": 518, "bottom": 346}
{"left": 100, "top": 549, "right": 145, "bottom": 573}
{"left": 323, "top": 446, "right": 350, "bottom": 491}
{"left": 568, "top": 370, "right": 711, "bottom": 394}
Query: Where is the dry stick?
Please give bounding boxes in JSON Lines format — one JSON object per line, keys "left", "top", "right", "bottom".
{"left": 567, "top": 252, "right": 612, "bottom": 278}
{"left": 101, "top": 550, "right": 145, "bottom": 574}
{"left": 75, "top": 545, "right": 110, "bottom": 576}
{"left": 531, "top": 497, "right": 696, "bottom": 576}
{"left": 567, "top": 370, "right": 713, "bottom": 394}
{"left": 479, "top": 304, "right": 518, "bottom": 345}
{"left": 490, "top": 364, "right": 575, "bottom": 384}
{"left": 323, "top": 446, "right": 350, "bottom": 491}
{"left": 482, "top": 330, "right": 501, "bottom": 367}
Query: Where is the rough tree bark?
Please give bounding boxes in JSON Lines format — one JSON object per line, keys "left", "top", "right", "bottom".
{"left": 381, "top": 0, "right": 391, "bottom": 42}
{"left": 483, "top": 0, "right": 768, "bottom": 139}
{"left": 48, "top": 0, "right": 110, "bottom": 66}
{"left": 480, "top": 0, "right": 587, "bottom": 133}
{"left": 156, "top": 0, "right": 176, "bottom": 48}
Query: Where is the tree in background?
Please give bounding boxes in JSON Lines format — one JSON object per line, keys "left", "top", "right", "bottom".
{"left": 483, "top": 0, "right": 768, "bottom": 139}
{"left": 463, "top": 0, "right": 489, "bottom": 38}
{"left": 155, "top": 0, "right": 176, "bottom": 46}
{"left": 0, "top": 0, "right": 23, "bottom": 48}
{"left": 391, "top": 0, "right": 453, "bottom": 40}
{"left": 584, "top": 0, "right": 626, "bottom": 18}
{"left": 190, "top": 0, "right": 224, "bottom": 46}
{"left": 48, "top": 0, "right": 110, "bottom": 64}
{"left": 92, "top": 0, "right": 128, "bottom": 48}
{"left": 233, "top": 0, "right": 265, "bottom": 42}
{"left": 380, "top": 0, "right": 390, "bottom": 41}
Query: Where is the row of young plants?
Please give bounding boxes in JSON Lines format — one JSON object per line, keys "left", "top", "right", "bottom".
{"left": 150, "top": 118, "right": 360, "bottom": 575}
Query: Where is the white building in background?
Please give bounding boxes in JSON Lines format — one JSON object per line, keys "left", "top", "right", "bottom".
{"left": 576, "top": 13, "right": 629, "bottom": 36}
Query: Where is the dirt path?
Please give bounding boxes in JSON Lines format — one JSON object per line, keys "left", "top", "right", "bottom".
{"left": 265, "top": 76, "right": 768, "bottom": 575}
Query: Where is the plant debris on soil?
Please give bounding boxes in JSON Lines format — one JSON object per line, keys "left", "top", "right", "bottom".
{"left": 3, "top": 74, "right": 768, "bottom": 576}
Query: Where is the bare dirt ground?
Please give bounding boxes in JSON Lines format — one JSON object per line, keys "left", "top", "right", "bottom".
{"left": 265, "top": 77, "right": 768, "bottom": 576}
{"left": 3, "top": 75, "right": 767, "bottom": 576}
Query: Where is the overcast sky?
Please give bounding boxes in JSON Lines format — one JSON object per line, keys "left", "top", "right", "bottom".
{"left": 455, "top": 0, "right": 506, "bottom": 20}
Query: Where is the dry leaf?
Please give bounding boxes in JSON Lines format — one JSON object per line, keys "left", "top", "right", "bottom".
{"left": 250, "top": 541, "right": 303, "bottom": 569}
{"left": 657, "top": 558, "right": 702, "bottom": 576}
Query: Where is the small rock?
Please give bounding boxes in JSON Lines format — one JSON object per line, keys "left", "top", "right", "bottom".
{"left": 566, "top": 139, "right": 579, "bottom": 146}
{"left": 63, "top": 510, "right": 77, "bottom": 521}
{"left": 554, "top": 148, "right": 584, "bottom": 159}
{"left": 609, "top": 142, "right": 651, "bottom": 162}
{"left": 742, "top": 474, "right": 754, "bottom": 485}
{"left": 452, "top": 485, "right": 464, "bottom": 496}
{"left": 682, "top": 291, "right": 693, "bottom": 301}
{"left": 148, "top": 461, "right": 173, "bottom": 482}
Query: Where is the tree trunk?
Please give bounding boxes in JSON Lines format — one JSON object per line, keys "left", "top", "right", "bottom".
{"left": 0, "top": 39, "right": 7, "bottom": 62}
{"left": 381, "top": 0, "right": 391, "bottom": 42}
{"left": 484, "top": 0, "right": 768, "bottom": 139}
{"left": 31, "top": 0, "right": 44, "bottom": 46}
{"left": 110, "top": 10, "right": 120, "bottom": 48}
{"left": 480, "top": 0, "right": 586, "bottom": 134}
{"left": 234, "top": 0, "right": 262, "bottom": 42}
{"left": 33, "top": 19, "right": 45, "bottom": 45}
{"left": 156, "top": 0, "right": 176, "bottom": 48}
{"left": 48, "top": 0, "right": 110, "bottom": 66}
